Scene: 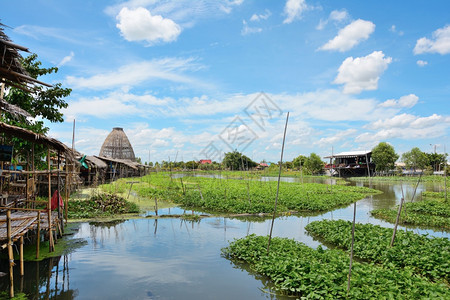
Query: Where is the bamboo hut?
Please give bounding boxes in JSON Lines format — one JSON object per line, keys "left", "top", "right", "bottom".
{"left": 99, "top": 127, "right": 136, "bottom": 161}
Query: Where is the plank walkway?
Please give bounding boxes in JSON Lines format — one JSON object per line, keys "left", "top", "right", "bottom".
{"left": 0, "top": 210, "right": 59, "bottom": 248}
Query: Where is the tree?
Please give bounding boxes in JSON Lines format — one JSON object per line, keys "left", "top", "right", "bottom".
{"left": 222, "top": 150, "right": 257, "bottom": 170}
{"left": 4, "top": 53, "right": 71, "bottom": 123}
{"left": 304, "top": 153, "right": 324, "bottom": 175}
{"left": 2, "top": 53, "right": 71, "bottom": 168}
{"left": 426, "top": 152, "right": 447, "bottom": 172}
{"left": 371, "top": 142, "right": 399, "bottom": 174}
{"left": 401, "top": 147, "right": 428, "bottom": 172}
{"left": 292, "top": 155, "right": 307, "bottom": 170}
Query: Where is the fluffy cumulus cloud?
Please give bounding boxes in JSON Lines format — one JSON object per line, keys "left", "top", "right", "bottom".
{"left": 116, "top": 7, "right": 181, "bottom": 45}
{"left": 414, "top": 25, "right": 450, "bottom": 55}
{"left": 334, "top": 51, "right": 392, "bottom": 94}
{"left": 357, "top": 113, "right": 450, "bottom": 142}
{"left": 379, "top": 94, "right": 419, "bottom": 109}
{"left": 283, "top": 0, "right": 309, "bottom": 24}
{"left": 319, "top": 19, "right": 375, "bottom": 52}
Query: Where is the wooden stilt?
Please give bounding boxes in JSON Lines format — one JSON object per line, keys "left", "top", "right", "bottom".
{"left": 48, "top": 148, "right": 54, "bottom": 252}
{"left": 7, "top": 210, "right": 15, "bottom": 298}
{"left": 347, "top": 201, "right": 357, "bottom": 293}
{"left": 36, "top": 211, "right": 41, "bottom": 259}
{"left": 20, "top": 236, "right": 24, "bottom": 276}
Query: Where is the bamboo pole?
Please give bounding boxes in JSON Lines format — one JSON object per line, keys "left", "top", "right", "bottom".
{"left": 7, "top": 210, "right": 14, "bottom": 298}
{"left": 267, "top": 112, "right": 289, "bottom": 253}
{"left": 20, "top": 235, "right": 24, "bottom": 276}
{"left": 347, "top": 201, "right": 357, "bottom": 293}
{"left": 36, "top": 211, "right": 40, "bottom": 259}
{"left": 47, "top": 148, "right": 54, "bottom": 252}
{"left": 390, "top": 184, "right": 405, "bottom": 247}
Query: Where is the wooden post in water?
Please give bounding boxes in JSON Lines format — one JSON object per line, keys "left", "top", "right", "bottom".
{"left": 390, "top": 184, "right": 405, "bottom": 247}
{"left": 36, "top": 211, "right": 41, "bottom": 259}
{"left": 7, "top": 210, "right": 14, "bottom": 298}
{"left": 347, "top": 201, "right": 357, "bottom": 293}
{"left": 267, "top": 112, "right": 289, "bottom": 253}
{"left": 47, "top": 148, "right": 54, "bottom": 252}
{"left": 20, "top": 236, "right": 24, "bottom": 276}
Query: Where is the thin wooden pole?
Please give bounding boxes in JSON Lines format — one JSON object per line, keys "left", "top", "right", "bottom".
{"left": 47, "top": 148, "right": 54, "bottom": 252}
{"left": 390, "top": 184, "right": 405, "bottom": 247}
{"left": 20, "top": 236, "right": 24, "bottom": 276}
{"left": 347, "top": 201, "right": 357, "bottom": 293}
{"left": 7, "top": 210, "right": 14, "bottom": 298}
{"left": 36, "top": 211, "right": 41, "bottom": 259}
{"left": 267, "top": 112, "right": 289, "bottom": 253}
{"left": 445, "top": 145, "right": 447, "bottom": 202}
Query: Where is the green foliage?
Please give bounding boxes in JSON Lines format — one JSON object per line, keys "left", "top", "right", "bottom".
{"left": 292, "top": 154, "right": 307, "bottom": 170}
{"left": 2, "top": 53, "right": 71, "bottom": 169}
{"left": 372, "top": 142, "right": 399, "bottom": 173}
{"left": 222, "top": 235, "right": 449, "bottom": 299}
{"left": 223, "top": 150, "right": 257, "bottom": 170}
{"left": 305, "top": 220, "right": 450, "bottom": 282}
{"left": 401, "top": 147, "right": 428, "bottom": 171}
{"left": 371, "top": 193, "right": 450, "bottom": 230}
{"left": 68, "top": 193, "right": 139, "bottom": 219}
{"left": 114, "top": 172, "right": 379, "bottom": 214}
{"left": 304, "top": 153, "right": 325, "bottom": 175}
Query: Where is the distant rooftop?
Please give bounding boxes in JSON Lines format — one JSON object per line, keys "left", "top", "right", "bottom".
{"left": 324, "top": 150, "right": 371, "bottom": 159}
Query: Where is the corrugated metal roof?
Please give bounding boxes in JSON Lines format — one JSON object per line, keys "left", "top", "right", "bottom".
{"left": 324, "top": 150, "right": 371, "bottom": 159}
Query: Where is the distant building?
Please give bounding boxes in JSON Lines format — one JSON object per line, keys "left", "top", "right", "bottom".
{"left": 324, "top": 150, "right": 374, "bottom": 177}
{"left": 99, "top": 127, "right": 136, "bottom": 161}
{"left": 256, "top": 163, "right": 269, "bottom": 169}
{"left": 199, "top": 159, "right": 212, "bottom": 164}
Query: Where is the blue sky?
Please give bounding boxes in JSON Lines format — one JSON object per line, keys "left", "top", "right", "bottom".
{"left": 2, "top": 0, "right": 449, "bottom": 163}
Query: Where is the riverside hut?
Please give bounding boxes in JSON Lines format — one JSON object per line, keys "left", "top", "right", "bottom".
{"left": 324, "top": 150, "right": 374, "bottom": 177}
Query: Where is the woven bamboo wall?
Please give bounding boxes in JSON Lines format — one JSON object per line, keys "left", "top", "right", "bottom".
{"left": 99, "top": 127, "right": 136, "bottom": 161}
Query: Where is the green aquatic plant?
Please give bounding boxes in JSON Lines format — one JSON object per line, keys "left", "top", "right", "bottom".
{"left": 305, "top": 220, "right": 450, "bottom": 282}
{"left": 222, "top": 234, "right": 449, "bottom": 299}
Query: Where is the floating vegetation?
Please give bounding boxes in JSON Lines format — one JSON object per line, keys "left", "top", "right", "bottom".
{"left": 68, "top": 193, "right": 139, "bottom": 219}
{"left": 100, "top": 173, "right": 380, "bottom": 214}
{"left": 371, "top": 192, "right": 450, "bottom": 230}
{"left": 305, "top": 220, "right": 450, "bottom": 282}
{"left": 222, "top": 235, "right": 449, "bottom": 299}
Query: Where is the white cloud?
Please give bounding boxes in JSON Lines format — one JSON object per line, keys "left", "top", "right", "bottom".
{"left": 319, "top": 19, "right": 375, "bottom": 52}
{"left": 389, "top": 25, "right": 404, "bottom": 36}
{"left": 414, "top": 25, "right": 450, "bottom": 55}
{"left": 416, "top": 60, "right": 428, "bottom": 67}
{"left": 250, "top": 9, "right": 271, "bottom": 22}
{"left": 329, "top": 9, "right": 349, "bottom": 22}
{"left": 357, "top": 114, "right": 450, "bottom": 142}
{"left": 58, "top": 51, "right": 74, "bottom": 67}
{"left": 116, "top": 7, "right": 181, "bottom": 45}
{"left": 334, "top": 51, "right": 392, "bottom": 94}
{"left": 241, "top": 20, "right": 262, "bottom": 35}
{"left": 314, "top": 129, "right": 357, "bottom": 146}
{"left": 379, "top": 94, "right": 419, "bottom": 109}
{"left": 317, "top": 9, "right": 349, "bottom": 30}
{"left": 283, "top": 0, "right": 309, "bottom": 24}
{"left": 65, "top": 57, "right": 206, "bottom": 90}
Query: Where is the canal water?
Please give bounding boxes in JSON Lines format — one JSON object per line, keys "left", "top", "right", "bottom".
{"left": 1, "top": 179, "right": 448, "bottom": 299}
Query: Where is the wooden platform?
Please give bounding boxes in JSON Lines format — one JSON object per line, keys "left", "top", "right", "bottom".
{"left": 0, "top": 210, "right": 59, "bottom": 249}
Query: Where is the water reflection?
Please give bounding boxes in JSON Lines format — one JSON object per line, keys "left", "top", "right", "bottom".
{"left": 0, "top": 255, "right": 76, "bottom": 300}
{"left": 1, "top": 179, "right": 448, "bottom": 299}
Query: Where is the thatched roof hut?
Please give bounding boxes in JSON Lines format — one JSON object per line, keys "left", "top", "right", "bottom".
{"left": 0, "top": 23, "right": 51, "bottom": 91}
{"left": 99, "top": 127, "right": 136, "bottom": 161}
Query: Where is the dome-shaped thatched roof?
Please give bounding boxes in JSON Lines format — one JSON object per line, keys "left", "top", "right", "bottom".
{"left": 99, "top": 127, "right": 135, "bottom": 161}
